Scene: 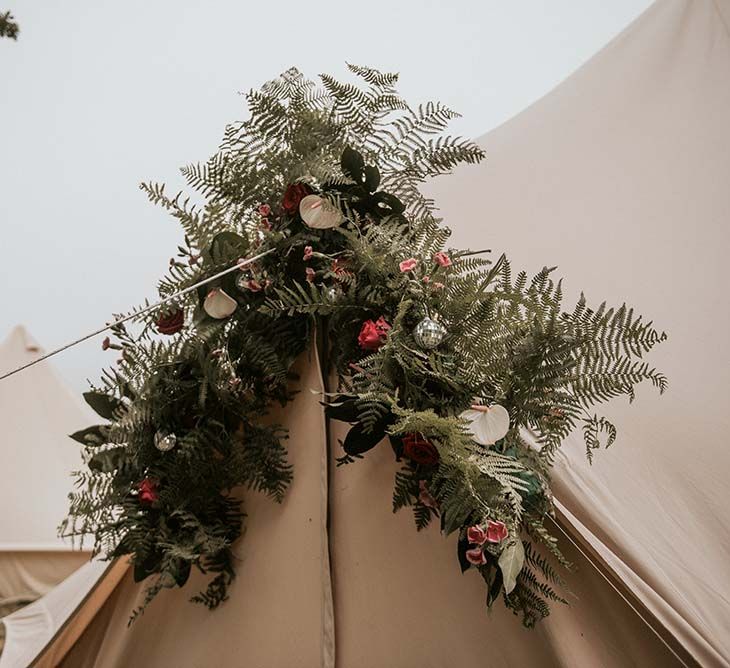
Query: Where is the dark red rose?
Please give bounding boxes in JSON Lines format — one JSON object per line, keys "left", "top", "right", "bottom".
{"left": 138, "top": 478, "right": 159, "bottom": 505}
{"left": 402, "top": 433, "right": 440, "bottom": 467}
{"left": 156, "top": 309, "right": 185, "bottom": 335}
{"left": 357, "top": 316, "right": 391, "bottom": 351}
{"left": 281, "top": 183, "right": 313, "bottom": 216}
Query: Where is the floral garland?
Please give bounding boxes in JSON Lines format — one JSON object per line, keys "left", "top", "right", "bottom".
{"left": 63, "top": 65, "right": 666, "bottom": 626}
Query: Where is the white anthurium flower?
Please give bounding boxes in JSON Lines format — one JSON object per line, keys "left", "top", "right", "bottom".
{"left": 299, "top": 194, "right": 344, "bottom": 229}
{"left": 460, "top": 403, "right": 511, "bottom": 446}
{"left": 203, "top": 288, "right": 238, "bottom": 319}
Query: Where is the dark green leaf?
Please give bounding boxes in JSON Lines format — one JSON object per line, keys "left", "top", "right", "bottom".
{"left": 83, "top": 391, "right": 123, "bottom": 420}
{"left": 487, "top": 569, "right": 504, "bottom": 607}
{"left": 208, "top": 231, "right": 249, "bottom": 265}
{"left": 457, "top": 534, "right": 471, "bottom": 573}
{"left": 363, "top": 164, "right": 380, "bottom": 192}
{"left": 342, "top": 422, "right": 386, "bottom": 456}
{"left": 174, "top": 560, "right": 192, "bottom": 587}
{"left": 341, "top": 146, "right": 364, "bottom": 181}
{"left": 324, "top": 396, "right": 359, "bottom": 423}
{"left": 69, "top": 425, "right": 108, "bottom": 446}
{"left": 88, "top": 446, "right": 127, "bottom": 473}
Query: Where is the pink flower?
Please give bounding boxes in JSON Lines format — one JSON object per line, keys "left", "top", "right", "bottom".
{"left": 101, "top": 336, "right": 111, "bottom": 351}
{"left": 305, "top": 267, "right": 316, "bottom": 282}
{"left": 486, "top": 520, "right": 509, "bottom": 544}
{"left": 418, "top": 480, "right": 438, "bottom": 509}
{"left": 433, "top": 251, "right": 452, "bottom": 267}
{"left": 243, "top": 279, "right": 263, "bottom": 292}
{"left": 303, "top": 245, "right": 313, "bottom": 261}
{"left": 466, "top": 525, "right": 488, "bottom": 545}
{"left": 399, "top": 258, "right": 418, "bottom": 273}
{"left": 258, "top": 203, "right": 271, "bottom": 217}
{"left": 432, "top": 282, "right": 445, "bottom": 290}
{"left": 260, "top": 218, "right": 272, "bottom": 231}
{"left": 422, "top": 275, "right": 430, "bottom": 283}
{"left": 466, "top": 547, "right": 487, "bottom": 566}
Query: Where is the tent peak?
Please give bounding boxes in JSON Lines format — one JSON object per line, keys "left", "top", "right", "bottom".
{"left": 1, "top": 324, "right": 44, "bottom": 355}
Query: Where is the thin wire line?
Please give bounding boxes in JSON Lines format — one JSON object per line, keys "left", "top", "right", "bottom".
{"left": 547, "top": 514, "right": 690, "bottom": 668}
{"left": 0, "top": 248, "right": 276, "bottom": 383}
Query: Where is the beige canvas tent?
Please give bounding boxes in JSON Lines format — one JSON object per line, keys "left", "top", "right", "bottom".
{"left": 0, "top": 326, "right": 91, "bottom": 607}
{"left": 28, "top": 0, "right": 730, "bottom": 666}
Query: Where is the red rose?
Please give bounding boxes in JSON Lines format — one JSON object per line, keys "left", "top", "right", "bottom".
{"left": 156, "top": 309, "right": 185, "bottom": 335}
{"left": 281, "top": 183, "right": 313, "bottom": 216}
{"left": 402, "top": 433, "right": 440, "bottom": 466}
{"left": 358, "top": 316, "right": 391, "bottom": 351}
{"left": 138, "top": 478, "right": 159, "bottom": 505}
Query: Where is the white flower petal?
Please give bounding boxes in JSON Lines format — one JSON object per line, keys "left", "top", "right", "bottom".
{"left": 299, "top": 194, "right": 344, "bottom": 229}
{"left": 203, "top": 288, "right": 238, "bottom": 319}
{"left": 460, "top": 404, "right": 510, "bottom": 445}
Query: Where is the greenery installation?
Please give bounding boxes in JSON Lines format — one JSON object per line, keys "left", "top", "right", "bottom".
{"left": 63, "top": 65, "right": 666, "bottom": 626}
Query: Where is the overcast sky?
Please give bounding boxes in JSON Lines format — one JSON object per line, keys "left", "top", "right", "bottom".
{"left": 0, "top": 1, "right": 653, "bottom": 391}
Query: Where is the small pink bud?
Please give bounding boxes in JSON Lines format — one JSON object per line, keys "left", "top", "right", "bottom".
{"left": 305, "top": 267, "right": 316, "bottom": 282}
{"left": 466, "top": 547, "right": 487, "bottom": 566}
{"left": 433, "top": 251, "right": 452, "bottom": 267}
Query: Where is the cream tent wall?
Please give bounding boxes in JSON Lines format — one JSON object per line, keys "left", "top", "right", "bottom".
{"left": 425, "top": 0, "right": 730, "bottom": 664}
{"left": 0, "top": 326, "right": 91, "bottom": 608}
{"left": 37, "top": 1, "right": 730, "bottom": 666}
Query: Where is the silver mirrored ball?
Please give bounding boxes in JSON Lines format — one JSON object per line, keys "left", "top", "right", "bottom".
{"left": 413, "top": 317, "right": 447, "bottom": 349}
{"left": 235, "top": 271, "right": 252, "bottom": 293}
{"left": 325, "top": 286, "right": 340, "bottom": 302}
{"left": 154, "top": 431, "right": 177, "bottom": 452}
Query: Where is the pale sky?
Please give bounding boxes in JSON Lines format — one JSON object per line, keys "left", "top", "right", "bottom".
{"left": 0, "top": 0, "right": 653, "bottom": 391}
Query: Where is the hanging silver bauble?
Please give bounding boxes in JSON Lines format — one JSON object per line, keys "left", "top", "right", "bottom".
{"left": 413, "top": 317, "right": 447, "bottom": 349}
{"left": 154, "top": 430, "right": 177, "bottom": 452}
{"left": 324, "top": 286, "right": 340, "bottom": 302}
{"left": 235, "top": 271, "right": 252, "bottom": 293}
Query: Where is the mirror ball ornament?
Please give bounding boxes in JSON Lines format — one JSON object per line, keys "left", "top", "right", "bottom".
{"left": 235, "top": 271, "right": 252, "bottom": 292}
{"left": 413, "top": 317, "right": 447, "bottom": 349}
{"left": 154, "top": 430, "right": 177, "bottom": 452}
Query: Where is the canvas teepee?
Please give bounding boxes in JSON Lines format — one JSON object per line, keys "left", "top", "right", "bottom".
{"left": 28, "top": 1, "right": 730, "bottom": 666}
{"left": 0, "top": 326, "right": 91, "bottom": 606}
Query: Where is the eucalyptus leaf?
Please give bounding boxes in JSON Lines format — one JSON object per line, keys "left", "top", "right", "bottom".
{"left": 498, "top": 539, "right": 525, "bottom": 595}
